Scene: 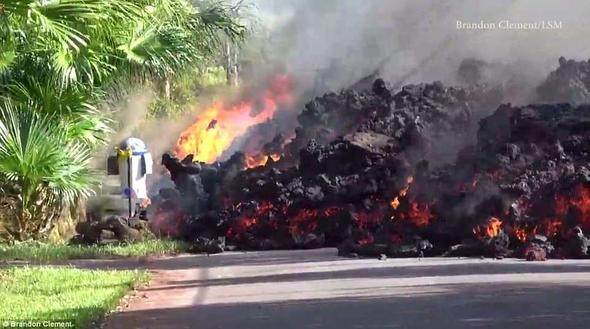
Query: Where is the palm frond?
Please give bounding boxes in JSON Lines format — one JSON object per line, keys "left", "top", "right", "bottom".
{"left": 0, "top": 101, "right": 97, "bottom": 212}
{"left": 0, "top": 0, "right": 248, "bottom": 240}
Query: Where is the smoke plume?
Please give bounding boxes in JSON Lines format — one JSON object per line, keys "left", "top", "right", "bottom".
{"left": 251, "top": 0, "right": 590, "bottom": 101}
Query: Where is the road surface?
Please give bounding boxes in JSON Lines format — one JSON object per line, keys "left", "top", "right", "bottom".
{"left": 97, "top": 249, "right": 590, "bottom": 329}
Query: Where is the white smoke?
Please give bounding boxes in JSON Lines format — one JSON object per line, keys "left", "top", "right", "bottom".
{"left": 249, "top": 0, "right": 590, "bottom": 98}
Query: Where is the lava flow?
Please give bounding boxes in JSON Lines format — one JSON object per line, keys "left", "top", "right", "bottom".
{"left": 390, "top": 176, "right": 413, "bottom": 210}
{"left": 389, "top": 176, "right": 433, "bottom": 227}
{"left": 155, "top": 69, "right": 590, "bottom": 260}
{"left": 174, "top": 74, "right": 294, "bottom": 163}
{"left": 245, "top": 153, "right": 282, "bottom": 169}
{"left": 555, "top": 184, "right": 590, "bottom": 230}
{"left": 511, "top": 185, "right": 590, "bottom": 242}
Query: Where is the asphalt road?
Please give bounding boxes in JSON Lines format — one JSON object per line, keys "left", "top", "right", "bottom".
{"left": 100, "top": 249, "right": 590, "bottom": 329}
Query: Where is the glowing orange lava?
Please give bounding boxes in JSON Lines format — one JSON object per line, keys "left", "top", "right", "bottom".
{"left": 389, "top": 176, "right": 433, "bottom": 227}
{"left": 514, "top": 226, "right": 528, "bottom": 241}
{"left": 288, "top": 207, "right": 340, "bottom": 235}
{"left": 566, "top": 185, "right": 590, "bottom": 229}
{"left": 511, "top": 219, "right": 563, "bottom": 243}
{"left": 400, "top": 202, "right": 433, "bottom": 227}
{"left": 354, "top": 209, "right": 386, "bottom": 230}
{"left": 536, "top": 184, "right": 590, "bottom": 234}
{"left": 174, "top": 74, "right": 293, "bottom": 163}
{"left": 245, "top": 153, "right": 282, "bottom": 169}
{"left": 473, "top": 216, "right": 503, "bottom": 239}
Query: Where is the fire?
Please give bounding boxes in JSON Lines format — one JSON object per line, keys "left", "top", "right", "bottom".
{"left": 226, "top": 216, "right": 258, "bottom": 239}
{"left": 400, "top": 202, "right": 433, "bottom": 227}
{"left": 534, "top": 184, "right": 590, "bottom": 234}
{"left": 245, "top": 153, "right": 282, "bottom": 169}
{"left": 473, "top": 216, "right": 503, "bottom": 239}
{"left": 566, "top": 185, "right": 590, "bottom": 229}
{"left": 354, "top": 208, "right": 386, "bottom": 230}
{"left": 288, "top": 207, "right": 339, "bottom": 235}
{"left": 288, "top": 209, "right": 319, "bottom": 235}
{"left": 390, "top": 176, "right": 414, "bottom": 209}
{"left": 226, "top": 201, "right": 274, "bottom": 239}
{"left": 389, "top": 176, "right": 434, "bottom": 227}
{"left": 226, "top": 201, "right": 342, "bottom": 240}
{"left": 511, "top": 218, "right": 563, "bottom": 242}
{"left": 174, "top": 74, "right": 293, "bottom": 163}
{"left": 514, "top": 226, "right": 528, "bottom": 241}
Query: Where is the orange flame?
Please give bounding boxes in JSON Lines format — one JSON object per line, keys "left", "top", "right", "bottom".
{"left": 514, "top": 226, "right": 528, "bottom": 241}
{"left": 226, "top": 216, "right": 258, "bottom": 239}
{"left": 390, "top": 176, "right": 414, "bottom": 210}
{"left": 288, "top": 207, "right": 340, "bottom": 235}
{"left": 538, "top": 185, "right": 590, "bottom": 234}
{"left": 245, "top": 153, "right": 282, "bottom": 169}
{"left": 389, "top": 176, "right": 433, "bottom": 227}
{"left": 174, "top": 74, "right": 293, "bottom": 163}
{"left": 401, "top": 202, "right": 433, "bottom": 227}
{"left": 473, "top": 216, "right": 503, "bottom": 239}
{"left": 512, "top": 218, "right": 563, "bottom": 242}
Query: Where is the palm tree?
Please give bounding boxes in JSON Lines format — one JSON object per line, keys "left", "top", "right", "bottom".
{"left": 0, "top": 102, "right": 96, "bottom": 240}
{"left": 0, "top": 0, "right": 245, "bottom": 240}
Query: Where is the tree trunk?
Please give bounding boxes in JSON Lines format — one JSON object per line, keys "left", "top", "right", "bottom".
{"left": 225, "top": 42, "right": 239, "bottom": 87}
{"left": 164, "top": 76, "right": 171, "bottom": 100}
{"left": 225, "top": 42, "right": 232, "bottom": 86}
{"left": 232, "top": 47, "right": 239, "bottom": 86}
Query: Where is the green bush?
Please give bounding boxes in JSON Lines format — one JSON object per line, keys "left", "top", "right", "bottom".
{"left": 0, "top": 104, "right": 96, "bottom": 241}
{"left": 0, "top": 0, "right": 245, "bottom": 240}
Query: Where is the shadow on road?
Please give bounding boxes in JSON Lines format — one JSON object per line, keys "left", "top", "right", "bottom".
{"left": 105, "top": 283, "right": 590, "bottom": 329}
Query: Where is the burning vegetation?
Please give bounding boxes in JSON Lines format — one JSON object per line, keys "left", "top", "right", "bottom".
{"left": 149, "top": 57, "right": 590, "bottom": 260}
{"left": 174, "top": 74, "right": 293, "bottom": 163}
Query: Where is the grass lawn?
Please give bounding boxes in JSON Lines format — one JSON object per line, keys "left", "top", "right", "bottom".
{"left": 0, "top": 239, "right": 189, "bottom": 262}
{"left": 0, "top": 267, "right": 148, "bottom": 328}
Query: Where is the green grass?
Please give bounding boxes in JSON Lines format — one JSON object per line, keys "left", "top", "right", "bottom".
{"left": 0, "top": 239, "right": 189, "bottom": 262}
{"left": 0, "top": 267, "right": 148, "bottom": 328}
